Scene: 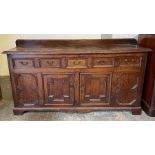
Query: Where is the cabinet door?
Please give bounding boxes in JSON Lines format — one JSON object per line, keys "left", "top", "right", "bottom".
{"left": 80, "top": 73, "right": 111, "bottom": 106}
{"left": 14, "top": 73, "right": 39, "bottom": 107}
{"left": 43, "top": 74, "right": 75, "bottom": 106}
{"left": 111, "top": 73, "right": 140, "bottom": 106}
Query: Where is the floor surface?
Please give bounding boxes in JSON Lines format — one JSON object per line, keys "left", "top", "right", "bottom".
{"left": 0, "top": 100, "right": 155, "bottom": 121}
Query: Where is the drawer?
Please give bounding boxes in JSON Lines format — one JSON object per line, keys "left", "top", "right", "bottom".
{"left": 13, "top": 59, "right": 34, "bottom": 68}
{"left": 40, "top": 59, "right": 61, "bottom": 68}
{"left": 92, "top": 57, "right": 114, "bottom": 68}
{"left": 116, "top": 56, "right": 142, "bottom": 67}
{"left": 67, "top": 58, "right": 87, "bottom": 68}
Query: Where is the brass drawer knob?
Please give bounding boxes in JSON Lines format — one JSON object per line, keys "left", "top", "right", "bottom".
{"left": 67, "top": 59, "right": 86, "bottom": 68}
{"left": 124, "top": 58, "right": 128, "bottom": 62}
{"left": 47, "top": 61, "right": 54, "bottom": 65}
{"left": 73, "top": 61, "right": 81, "bottom": 65}
{"left": 97, "top": 60, "right": 105, "bottom": 64}
{"left": 20, "top": 61, "right": 29, "bottom": 66}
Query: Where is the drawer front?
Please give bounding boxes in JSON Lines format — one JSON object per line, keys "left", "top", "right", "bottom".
{"left": 40, "top": 59, "right": 61, "bottom": 68}
{"left": 13, "top": 59, "right": 34, "bottom": 68}
{"left": 12, "top": 55, "right": 143, "bottom": 69}
{"left": 67, "top": 58, "right": 87, "bottom": 68}
{"left": 116, "top": 56, "right": 142, "bottom": 67}
{"left": 92, "top": 57, "right": 114, "bottom": 68}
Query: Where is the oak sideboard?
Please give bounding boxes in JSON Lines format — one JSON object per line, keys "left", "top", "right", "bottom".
{"left": 4, "top": 39, "right": 151, "bottom": 115}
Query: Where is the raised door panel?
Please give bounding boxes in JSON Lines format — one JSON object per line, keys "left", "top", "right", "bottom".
{"left": 43, "top": 74, "right": 75, "bottom": 106}
{"left": 111, "top": 73, "right": 140, "bottom": 106}
{"left": 80, "top": 73, "right": 112, "bottom": 106}
{"left": 14, "top": 73, "right": 39, "bottom": 107}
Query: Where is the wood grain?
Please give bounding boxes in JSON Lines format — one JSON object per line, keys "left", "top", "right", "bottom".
{"left": 139, "top": 34, "right": 155, "bottom": 116}
{"left": 4, "top": 39, "right": 151, "bottom": 115}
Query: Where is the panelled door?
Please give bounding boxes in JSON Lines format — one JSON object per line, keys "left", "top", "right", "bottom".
{"left": 14, "top": 73, "right": 39, "bottom": 107}
{"left": 111, "top": 72, "right": 140, "bottom": 106}
{"left": 43, "top": 73, "right": 75, "bottom": 106}
{"left": 80, "top": 73, "right": 112, "bottom": 106}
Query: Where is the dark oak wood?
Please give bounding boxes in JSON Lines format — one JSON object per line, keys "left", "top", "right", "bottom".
{"left": 138, "top": 34, "right": 155, "bottom": 116}
{"left": 3, "top": 39, "right": 151, "bottom": 115}
{"left": 13, "top": 106, "right": 142, "bottom": 115}
{"left": 4, "top": 39, "right": 150, "bottom": 55}
{"left": 0, "top": 86, "right": 2, "bottom": 100}
{"left": 16, "top": 39, "right": 138, "bottom": 48}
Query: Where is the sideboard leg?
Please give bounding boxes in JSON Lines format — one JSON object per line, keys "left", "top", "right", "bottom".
{"left": 13, "top": 110, "right": 25, "bottom": 115}
{"left": 0, "top": 85, "right": 2, "bottom": 100}
{"left": 131, "top": 109, "right": 142, "bottom": 115}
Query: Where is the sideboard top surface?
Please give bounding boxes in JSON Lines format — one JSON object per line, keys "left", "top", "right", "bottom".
{"left": 4, "top": 39, "right": 152, "bottom": 55}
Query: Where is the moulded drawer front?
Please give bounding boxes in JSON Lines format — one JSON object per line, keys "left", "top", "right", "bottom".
{"left": 67, "top": 58, "right": 87, "bottom": 68}
{"left": 92, "top": 57, "right": 114, "bottom": 68}
{"left": 116, "top": 57, "right": 142, "bottom": 67}
{"left": 13, "top": 59, "right": 34, "bottom": 68}
{"left": 40, "top": 59, "right": 61, "bottom": 68}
